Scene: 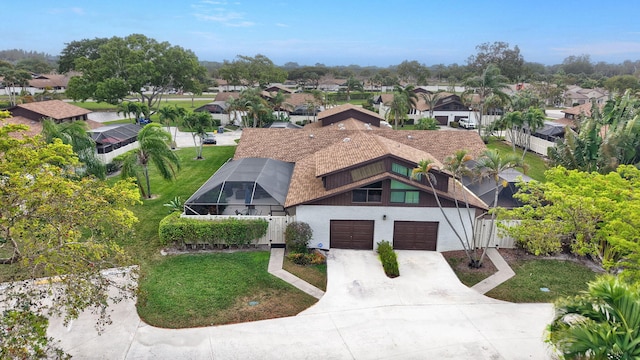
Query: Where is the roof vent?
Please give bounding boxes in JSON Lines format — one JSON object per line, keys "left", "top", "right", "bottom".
{"left": 309, "top": 134, "right": 315, "bottom": 138}
{"left": 343, "top": 137, "right": 351, "bottom": 142}
{"left": 407, "top": 135, "right": 413, "bottom": 139}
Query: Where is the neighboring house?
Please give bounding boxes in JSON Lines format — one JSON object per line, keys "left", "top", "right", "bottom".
{"left": 1, "top": 100, "right": 100, "bottom": 137}
{"left": 194, "top": 101, "right": 228, "bottom": 114}
{"left": 556, "top": 102, "right": 597, "bottom": 129}
{"left": 185, "top": 104, "right": 489, "bottom": 252}
{"left": 1, "top": 73, "right": 73, "bottom": 96}
{"left": 90, "top": 123, "right": 143, "bottom": 164}
{"left": 462, "top": 164, "right": 532, "bottom": 209}
{"left": 375, "top": 92, "right": 478, "bottom": 126}
{"left": 564, "top": 85, "right": 608, "bottom": 107}
{"left": 264, "top": 84, "right": 295, "bottom": 94}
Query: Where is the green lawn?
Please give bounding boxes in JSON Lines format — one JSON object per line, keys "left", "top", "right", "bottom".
{"left": 486, "top": 139, "right": 547, "bottom": 182}
{"left": 283, "top": 258, "right": 327, "bottom": 291}
{"left": 486, "top": 259, "right": 597, "bottom": 302}
{"left": 137, "top": 252, "right": 318, "bottom": 328}
{"left": 112, "top": 146, "right": 235, "bottom": 263}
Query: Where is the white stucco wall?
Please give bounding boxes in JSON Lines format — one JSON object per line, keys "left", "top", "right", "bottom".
{"left": 295, "top": 205, "right": 477, "bottom": 252}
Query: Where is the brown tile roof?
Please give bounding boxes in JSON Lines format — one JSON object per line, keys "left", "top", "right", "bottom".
{"left": 284, "top": 156, "right": 486, "bottom": 209}
{"left": 28, "top": 74, "right": 69, "bottom": 89}
{"left": 561, "top": 103, "right": 595, "bottom": 116}
{"left": 1, "top": 117, "right": 101, "bottom": 140}
{"left": 284, "top": 93, "right": 317, "bottom": 107}
{"left": 16, "top": 100, "right": 91, "bottom": 120}
{"left": 303, "top": 118, "right": 390, "bottom": 131}
{"left": 214, "top": 92, "right": 241, "bottom": 102}
{"left": 317, "top": 103, "right": 381, "bottom": 121}
{"left": 313, "top": 133, "right": 442, "bottom": 177}
{"left": 265, "top": 84, "right": 294, "bottom": 93}
{"left": 234, "top": 128, "right": 486, "bottom": 165}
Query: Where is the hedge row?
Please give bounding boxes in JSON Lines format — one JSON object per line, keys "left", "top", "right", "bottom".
{"left": 159, "top": 212, "right": 269, "bottom": 247}
{"left": 377, "top": 240, "right": 400, "bottom": 278}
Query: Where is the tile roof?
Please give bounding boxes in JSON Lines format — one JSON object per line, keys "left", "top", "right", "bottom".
{"left": 15, "top": 100, "right": 91, "bottom": 120}
{"left": 317, "top": 103, "right": 381, "bottom": 120}
{"left": 234, "top": 128, "right": 486, "bottom": 164}
{"left": 1, "top": 117, "right": 102, "bottom": 139}
{"left": 561, "top": 103, "right": 595, "bottom": 116}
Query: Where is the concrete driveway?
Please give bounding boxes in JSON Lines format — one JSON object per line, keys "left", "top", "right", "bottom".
{"left": 48, "top": 250, "right": 554, "bottom": 359}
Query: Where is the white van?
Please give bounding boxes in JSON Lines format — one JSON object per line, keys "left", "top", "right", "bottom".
{"left": 458, "top": 118, "right": 477, "bottom": 129}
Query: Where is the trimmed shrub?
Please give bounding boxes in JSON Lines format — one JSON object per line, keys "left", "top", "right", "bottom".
{"left": 377, "top": 240, "right": 400, "bottom": 278}
{"left": 158, "top": 212, "right": 269, "bottom": 248}
{"left": 414, "top": 117, "right": 439, "bottom": 130}
{"left": 286, "top": 251, "right": 325, "bottom": 266}
{"left": 285, "top": 221, "right": 313, "bottom": 254}
{"left": 450, "top": 121, "right": 460, "bottom": 128}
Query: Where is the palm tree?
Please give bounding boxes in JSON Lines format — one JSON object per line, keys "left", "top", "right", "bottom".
{"left": 520, "top": 107, "right": 546, "bottom": 161}
{"left": 158, "top": 105, "right": 179, "bottom": 135}
{"left": 443, "top": 150, "right": 477, "bottom": 264}
{"left": 547, "top": 276, "right": 640, "bottom": 359}
{"left": 182, "top": 111, "right": 213, "bottom": 159}
{"left": 41, "top": 119, "right": 106, "bottom": 179}
{"left": 421, "top": 91, "right": 444, "bottom": 119}
{"left": 117, "top": 101, "right": 132, "bottom": 121}
{"left": 473, "top": 149, "right": 522, "bottom": 267}
{"left": 344, "top": 76, "right": 364, "bottom": 102}
{"left": 412, "top": 159, "right": 472, "bottom": 260}
{"left": 386, "top": 85, "right": 418, "bottom": 129}
{"left": 269, "top": 91, "right": 289, "bottom": 119}
{"left": 464, "top": 64, "right": 510, "bottom": 138}
{"left": 119, "top": 123, "right": 180, "bottom": 199}
{"left": 239, "top": 88, "right": 270, "bottom": 128}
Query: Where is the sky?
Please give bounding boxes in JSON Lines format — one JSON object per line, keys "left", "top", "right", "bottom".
{"left": 3, "top": 0, "right": 640, "bottom": 67}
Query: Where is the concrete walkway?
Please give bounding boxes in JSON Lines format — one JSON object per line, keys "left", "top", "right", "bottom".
{"left": 267, "top": 248, "right": 325, "bottom": 299}
{"left": 471, "top": 248, "right": 517, "bottom": 294}
{"left": 46, "top": 250, "right": 553, "bottom": 359}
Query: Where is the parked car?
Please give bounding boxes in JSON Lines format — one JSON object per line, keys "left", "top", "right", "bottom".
{"left": 202, "top": 133, "right": 217, "bottom": 144}
{"left": 458, "top": 118, "right": 477, "bottom": 129}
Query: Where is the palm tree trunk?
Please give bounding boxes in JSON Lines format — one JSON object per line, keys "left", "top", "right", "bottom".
{"left": 427, "top": 180, "right": 471, "bottom": 261}
{"left": 144, "top": 165, "right": 152, "bottom": 199}
{"left": 477, "top": 181, "right": 500, "bottom": 267}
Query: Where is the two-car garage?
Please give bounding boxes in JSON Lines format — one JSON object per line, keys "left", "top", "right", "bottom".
{"left": 329, "top": 220, "right": 438, "bottom": 251}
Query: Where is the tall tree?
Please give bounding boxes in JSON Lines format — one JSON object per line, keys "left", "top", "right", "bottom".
{"left": 238, "top": 88, "right": 270, "bottom": 128}
{"left": 420, "top": 91, "right": 444, "bottom": 118}
{"left": 344, "top": 76, "right": 364, "bottom": 102}
{"left": 64, "top": 34, "right": 206, "bottom": 109}
{"left": 547, "top": 276, "right": 640, "bottom": 359}
{"left": 473, "top": 149, "right": 522, "bottom": 267}
{"left": 57, "top": 37, "right": 109, "bottom": 73}
{"left": 118, "top": 123, "right": 180, "bottom": 199}
{"left": 218, "top": 54, "right": 287, "bottom": 88}
{"left": 386, "top": 85, "right": 418, "bottom": 129}
{"left": 464, "top": 64, "right": 510, "bottom": 139}
{"left": 41, "top": 119, "right": 106, "bottom": 179}
{"left": 467, "top": 41, "right": 524, "bottom": 81}
{"left": 0, "top": 124, "right": 139, "bottom": 358}
{"left": 268, "top": 91, "right": 290, "bottom": 118}
{"left": 396, "top": 60, "right": 430, "bottom": 85}
{"left": 182, "top": 111, "right": 213, "bottom": 159}
{"left": 0, "top": 67, "right": 31, "bottom": 106}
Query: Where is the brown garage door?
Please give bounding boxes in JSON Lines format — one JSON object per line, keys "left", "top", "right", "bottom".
{"left": 393, "top": 221, "right": 438, "bottom": 250}
{"left": 330, "top": 220, "right": 374, "bottom": 249}
{"left": 435, "top": 116, "right": 448, "bottom": 125}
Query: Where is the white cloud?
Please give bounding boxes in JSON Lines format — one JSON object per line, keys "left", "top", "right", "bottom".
{"left": 192, "top": 0, "right": 254, "bottom": 27}
{"left": 48, "top": 7, "right": 85, "bottom": 15}
{"left": 276, "top": 23, "right": 289, "bottom": 28}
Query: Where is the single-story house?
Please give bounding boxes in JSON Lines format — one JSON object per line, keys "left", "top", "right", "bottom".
{"left": 90, "top": 123, "right": 143, "bottom": 163}
{"left": 194, "top": 101, "right": 228, "bottom": 114}
{"left": 185, "top": 104, "right": 489, "bottom": 252}
{"left": 1, "top": 100, "right": 101, "bottom": 138}
{"left": 375, "top": 92, "right": 478, "bottom": 126}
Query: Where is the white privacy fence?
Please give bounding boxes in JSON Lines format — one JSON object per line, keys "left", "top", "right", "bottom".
{"left": 474, "top": 219, "right": 520, "bottom": 249}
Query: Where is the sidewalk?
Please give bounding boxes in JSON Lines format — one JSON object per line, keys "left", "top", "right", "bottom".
{"left": 471, "top": 248, "right": 516, "bottom": 294}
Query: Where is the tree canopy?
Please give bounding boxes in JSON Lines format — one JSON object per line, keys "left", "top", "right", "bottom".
{"left": 467, "top": 41, "right": 524, "bottom": 81}
{"left": 0, "top": 124, "right": 140, "bottom": 358}
{"left": 500, "top": 165, "right": 640, "bottom": 283}
{"left": 64, "top": 34, "right": 207, "bottom": 109}
{"left": 218, "top": 54, "right": 287, "bottom": 88}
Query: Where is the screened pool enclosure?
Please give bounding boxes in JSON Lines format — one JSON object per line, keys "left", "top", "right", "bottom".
{"left": 184, "top": 158, "right": 294, "bottom": 216}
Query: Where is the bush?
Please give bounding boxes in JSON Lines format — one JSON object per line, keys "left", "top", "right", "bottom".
{"left": 450, "top": 121, "right": 460, "bottom": 128}
{"left": 158, "top": 212, "right": 268, "bottom": 248}
{"left": 377, "top": 240, "right": 399, "bottom": 278}
{"left": 286, "top": 251, "right": 325, "bottom": 266}
{"left": 105, "top": 162, "right": 121, "bottom": 174}
{"left": 285, "top": 222, "right": 313, "bottom": 254}
{"left": 415, "top": 117, "right": 439, "bottom": 130}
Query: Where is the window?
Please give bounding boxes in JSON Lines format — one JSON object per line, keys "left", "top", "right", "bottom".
{"left": 390, "top": 180, "right": 420, "bottom": 204}
{"left": 391, "top": 163, "right": 409, "bottom": 177}
{"left": 352, "top": 182, "right": 383, "bottom": 203}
